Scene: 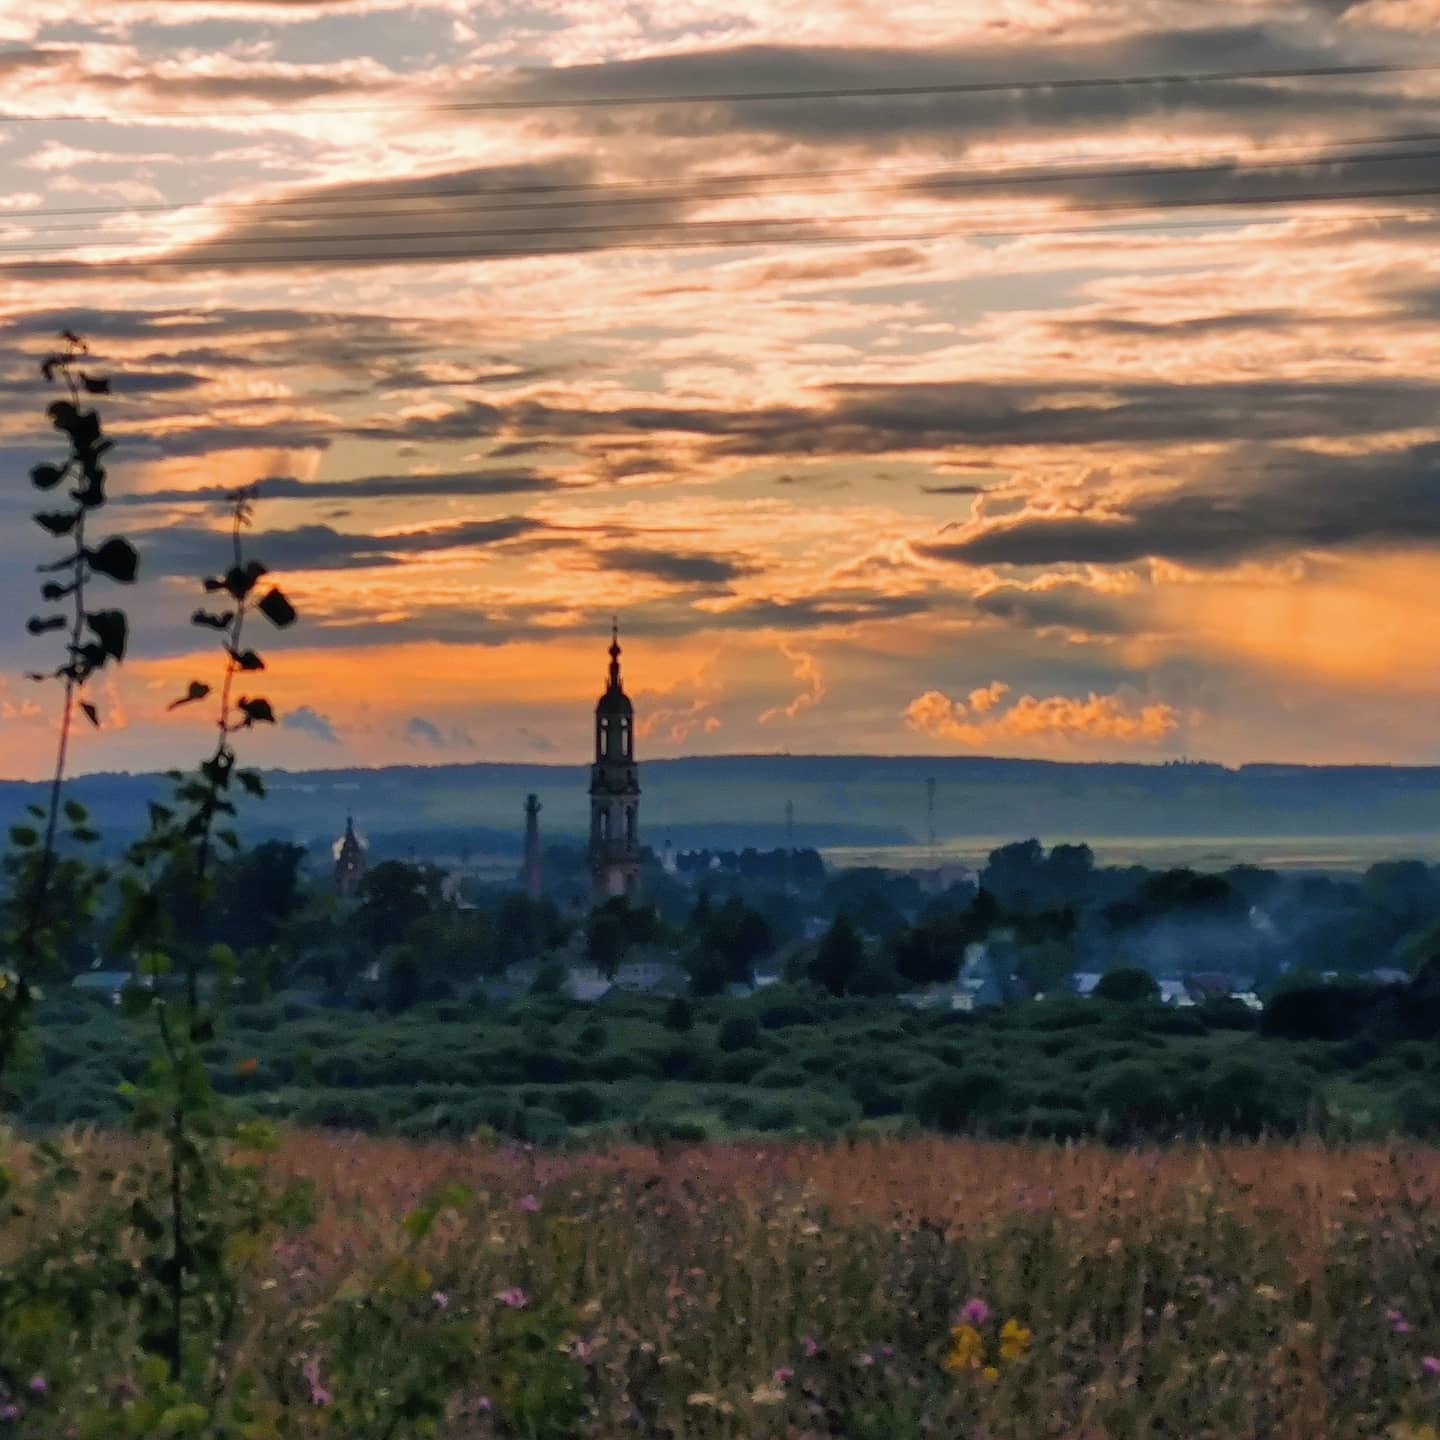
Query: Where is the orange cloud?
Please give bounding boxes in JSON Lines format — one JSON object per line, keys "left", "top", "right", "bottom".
{"left": 905, "top": 684, "right": 1179, "bottom": 748}
{"left": 759, "top": 643, "right": 826, "bottom": 724}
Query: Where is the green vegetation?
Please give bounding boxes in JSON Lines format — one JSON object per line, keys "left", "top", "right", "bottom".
{"left": 18, "top": 975, "right": 1440, "bottom": 1145}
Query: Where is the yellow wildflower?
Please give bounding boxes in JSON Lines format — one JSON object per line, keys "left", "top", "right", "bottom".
{"left": 999, "top": 1319, "right": 1032, "bottom": 1362}
{"left": 982, "top": 1366, "right": 1000, "bottom": 1383}
{"left": 945, "top": 1324, "right": 985, "bottom": 1372}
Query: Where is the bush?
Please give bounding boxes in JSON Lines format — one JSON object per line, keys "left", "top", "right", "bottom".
{"left": 1095, "top": 968, "right": 1160, "bottom": 1004}
{"left": 1090, "top": 1061, "right": 1176, "bottom": 1137}
{"left": 716, "top": 1049, "right": 768, "bottom": 1083}
{"left": 1183, "top": 1058, "right": 1313, "bottom": 1137}
{"left": 1397, "top": 1082, "right": 1440, "bottom": 1137}
{"left": 758, "top": 1000, "right": 815, "bottom": 1029}
{"left": 912, "top": 1067, "right": 1009, "bottom": 1133}
{"left": 1262, "top": 984, "right": 1382, "bottom": 1042}
{"left": 554, "top": 1084, "right": 608, "bottom": 1124}
{"left": 717, "top": 1015, "right": 760, "bottom": 1052}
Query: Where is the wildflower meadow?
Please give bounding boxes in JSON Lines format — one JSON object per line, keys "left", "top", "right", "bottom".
{"left": 6, "top": 1130, "right": 1440, "bottom": 1438}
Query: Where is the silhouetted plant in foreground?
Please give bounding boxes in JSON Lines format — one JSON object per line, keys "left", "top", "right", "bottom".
{"left": 0, "top": 332, "right": 136, "bottom": 1101}
{"left": 106, "top": 486, "right": 307, "bottom": 1395}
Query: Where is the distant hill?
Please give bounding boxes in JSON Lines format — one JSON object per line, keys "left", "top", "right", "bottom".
{"left": 1, "top": 754, "right": 1438, "bottom": 859}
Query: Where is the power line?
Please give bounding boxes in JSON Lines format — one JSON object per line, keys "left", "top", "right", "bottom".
{"left": 1, "top": 198, "right": 1424, "bottom": 274}
{"left": 3, "top": 177, "right": 1436, "bottom": 262}
{"left": 2, "top": 57, "right": 1437, "bottom": 124}
{"left": 11, "top": 129, "right": 1440, "bottom": 234}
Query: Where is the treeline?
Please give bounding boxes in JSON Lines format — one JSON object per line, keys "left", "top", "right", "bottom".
{"left": 23, "top": 970, "right": 1440, "bottom": 1144}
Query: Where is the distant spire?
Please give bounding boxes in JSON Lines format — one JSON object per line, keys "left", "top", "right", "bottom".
{"left": 608, "top": 615, "right": 622, "bottom": 690}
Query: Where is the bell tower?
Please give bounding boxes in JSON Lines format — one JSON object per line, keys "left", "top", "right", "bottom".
{"left": 589, "top": 618, "right": 642, "bottom": 903}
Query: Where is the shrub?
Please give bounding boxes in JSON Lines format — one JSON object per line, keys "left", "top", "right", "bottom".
{"left": 554, "top": 1084, "right": 607, "bottom": 1124}
{"left": 716, "top": 1049, "right": 768, "bottom": 1083}
{"left": 912, "top": 1066, "right": 1009, "bottom": 1133}
{"left": 717, "top": 1015, "right": 760, "bottom": 1052}
{"left": 758, "top": 1000, "right": 815, "bottom": 1029}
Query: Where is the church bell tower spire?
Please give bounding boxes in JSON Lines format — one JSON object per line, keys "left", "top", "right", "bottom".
{"left": 589, "top": 618, "right": 642, "bottom": 903}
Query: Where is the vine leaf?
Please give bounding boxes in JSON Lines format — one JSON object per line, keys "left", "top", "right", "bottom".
{"left": 79, "top": 373, "right": 111, "bottom": 395}
{"left": 80, "top": 702, "right": 99, "bottom": 727}
{"left": 223, "top": 561, "right": 268, "bottom": 600}
{"left": 41, "top": 581, "right": 75, "bottom": 601}
{"left": 191, "top": 610, "right": 234, "bottom": 631}
{"left": 26, "top": 615, "right": 67, "bottom": 635}
{"left": 257, "top": 587, "right": 297, "bottom": 629}
{"left": 236, "top": 769, "right": 265, "bottom": 798}
{"left": 71, "top": 470, "right": 105, "bottom": 509}
{"left": 85, "top": 609, "right": 128, "bottom": 662}
{"left": 87, "top": 537, "right": 139, "bottom": 583}
{"left": 167, "top": 682, "right": 211, "bottom": 711}
{"left": 34, "top": 511, "right": 78, "bottom": 537}
{"left": 226, "top": 648, "right": 265, "bottom": 672}
{"left": 30, "top": 464, "right": 64, "bottom": 490}
{"left": 236, "top": 697, "right": 275, "bottom": 727}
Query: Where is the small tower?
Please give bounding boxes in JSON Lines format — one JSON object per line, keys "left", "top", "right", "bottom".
{"left": 333, "top": 815, "right": 367, "bottom": 898}
{"left": 523, "top": 793, "right": 543, "bottom": 900}
{"left": 589, "top": 618, "right": 642, "bottom": 904}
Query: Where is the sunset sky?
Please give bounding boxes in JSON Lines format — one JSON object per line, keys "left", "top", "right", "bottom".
{"left": 3, "top": 0, "right": 1440, "bottom": 777}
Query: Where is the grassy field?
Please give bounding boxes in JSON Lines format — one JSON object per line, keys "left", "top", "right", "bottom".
{"left": 7, "top": 1131, "right": 1440, "bottom": 1438}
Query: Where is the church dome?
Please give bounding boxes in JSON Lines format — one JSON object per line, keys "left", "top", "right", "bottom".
{"left": 597, "top": 685, "right": 633, "bottom": 717}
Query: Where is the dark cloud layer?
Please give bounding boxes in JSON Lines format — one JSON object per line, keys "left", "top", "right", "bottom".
{"left": 596, "top": 545, "right": 755, "bottom": 586}
{"left": 923, "top": 441, "right": 1440, "bottom": 567}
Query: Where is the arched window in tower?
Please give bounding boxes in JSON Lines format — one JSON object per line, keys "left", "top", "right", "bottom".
{"left": 626, "top": 804, "right": 637, "bottom": 846}
{"left": 599, "top": 808, "right": 610, "bottom": 843}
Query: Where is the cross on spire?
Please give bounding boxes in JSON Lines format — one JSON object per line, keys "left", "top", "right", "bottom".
{"left": 608, "top": 614, "right": 622, "bottom": 689}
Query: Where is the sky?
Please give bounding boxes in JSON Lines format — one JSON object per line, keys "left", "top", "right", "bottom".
{"left": 3, "top": 0, "right": 1440, "bottom": 777}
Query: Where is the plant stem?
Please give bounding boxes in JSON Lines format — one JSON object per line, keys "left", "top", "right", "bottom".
{"left": 156, "top": 1001, "right": 187, "bottom": 1382}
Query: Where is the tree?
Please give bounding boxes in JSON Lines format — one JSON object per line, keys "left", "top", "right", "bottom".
{"left": 587, "top": 904, "right": 627, "bottom": 980}
{"left": 215, "top": 839, "right": 306, "bottom": 950}
{"left": 353, "top": 860, "right": 442, "bottom": 950}
{"left": 809, "top": 915, "right": 865, "bottom": 997}
{"left": 1094, "top": 966, "right": 1159, "bottom": 1003}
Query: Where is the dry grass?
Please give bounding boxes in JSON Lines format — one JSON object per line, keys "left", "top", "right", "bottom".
{"left": 7, "top": 1130, "right": 1440, "bottom": 1438}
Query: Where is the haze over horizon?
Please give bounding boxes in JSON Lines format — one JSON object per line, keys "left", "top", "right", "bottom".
{"left": 5, "top": 0, "right": 1440, "bottom": 779}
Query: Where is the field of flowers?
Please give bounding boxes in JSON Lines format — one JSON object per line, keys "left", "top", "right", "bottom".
{"left": 6, "top": 1132, "right": 1440, "bottom": 1438}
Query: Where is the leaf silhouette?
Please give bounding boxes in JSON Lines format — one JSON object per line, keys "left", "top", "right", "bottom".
{"left": 80, "top": 702, "right": 99, "bottom": 727}
{"left": 87, "top": 538, "right": 139, "bottom": 583}
{"left": 223, "top": 560, "right": 268, "bottom": 600}
{"left": 41, "top": 581, "right": 75, "bottom": 601}
{"left": 34, "top": 511, "right": 78, "bottom": 536}
{"left": 226, "top": 648, "right": 265, "bottom": 672}
{"left": 71, "top": 471, "right": 105, "bottom": 509}
{"left": 26, "top": 616, "right": 67, "bottom": 635}
{"left": 30, "top": 463, "right": 64, "bottom": 490}
{"left": 166, "top": 681, "right": 211, "bottom": 711}
{"left": 191, "top": 609, "right": 234, "bottom": 631}
{"left": 236, "top": 697, "right": 275, "bottom": 727}
{"left": 79, "top": 373, "right": 111, "bottom": 395}
{"left": 236, "top": 769, "right": 266, "bottom": 798}
{"left": 257, "top": 587, "right": 297, "bottom": 629}
{"left": 85, "top": 609, "right": 128, "bottom": 662}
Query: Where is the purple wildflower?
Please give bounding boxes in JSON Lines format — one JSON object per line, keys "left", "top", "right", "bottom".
{"left": 301, "top": 1358, "right": 333, "bottom": 1408}
{"left": 432, "top": 1290, "right": 449, "bottom": 1310}
{"left": 774, "top": 1366, "right": 794, "bottom": 1386}
{"left": 881, "top": 1345, "right": 895, "bottom": 1359}
{"left": 1425, "top": 1356, "right": 1440, "bottom": 1376}
{"left": 519, "top": 1194, "right": 540, "bottom": 1213}
{"left": 801, "top": 1336, "right": 819, "bottom": 1358}
{"left": 0, "top": 1406, "right": 20, "bottom": 1423}
{"left": 477, "top": 1397, "right": 493, "bottom": 1413}
{"left": 500, "top": 1287, "right": 529, "bottom": 1309}
{"left": 1388, "top": 1308, "right": 1413, "bottom": 1335}
{"left": 959, "top": 1298, "right": 990, "bottom": 1326}
{"left": 26, "top": 1378, "right": 45, "bottom": 1398}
